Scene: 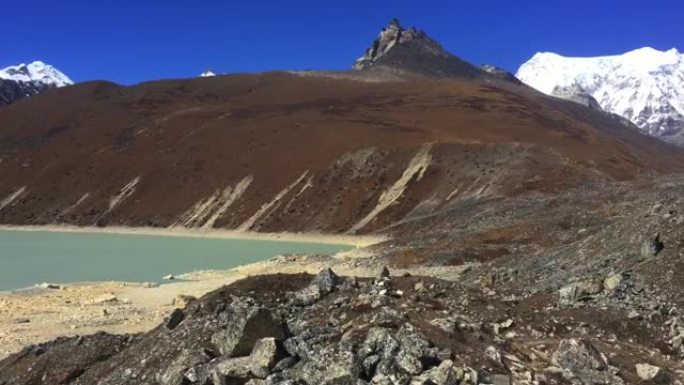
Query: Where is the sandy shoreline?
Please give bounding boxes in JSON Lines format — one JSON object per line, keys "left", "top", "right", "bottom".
{"left": 0, "top": 247, "right": 471, "bottom": 360}
{"left": 0, "top": 224, "right": 386, "bottom": 247}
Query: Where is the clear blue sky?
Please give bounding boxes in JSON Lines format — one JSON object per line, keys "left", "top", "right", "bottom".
{"left": 4, "top": 0, "right": 682, "bottom": 85}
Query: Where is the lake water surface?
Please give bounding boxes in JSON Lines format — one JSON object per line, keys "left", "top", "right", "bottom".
{"left": 0, "top": 230, "right": 352, "bottom": 291}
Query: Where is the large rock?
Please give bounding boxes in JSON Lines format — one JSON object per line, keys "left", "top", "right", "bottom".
{"left": 211, "top": 302, "right": 286, "bottom": 357}
{"left": 603, "top": 274, "right": 622, "bottom": 292}
{"left": 156, "top": 350, "right": 211, "bottom": 385}
{"left": 312, "top": 268, "right": 340, "bottom": 294}
{"left": 359, "top": 328, "right": 399, "bottom": 379}
{"left": 641, "top": 233, "right": 665, "bottom": 258}
{"left": 395, "top": 325, "right": 431, "bottom": 375}
{"left": 411, "top": 359, "right": 458, "bottom": 385}
{"left": 551, "top": 339, "right": 606, "bottom": 372}
{"left": 636, "top": 364, "right": 662, "bottom": 381}
{"left": 559, "top": 280, "right": 603, "bottom": 304}
{"left": 165, "top": 308, "right": 185, "bottom": 330}
{"left": 250, "top": 338, "right": 284, "bottom": 378}
{"left": 214, "top": 356, "right": 252, "bottom": 382}
{"left": 294, "top": 268, "right": 340, "bottom": 306}
{"left": 291, "top": 347, "right": 361, "bottom": 385}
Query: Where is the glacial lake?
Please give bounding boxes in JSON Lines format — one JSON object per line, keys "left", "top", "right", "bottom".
{"left": 0, "top": 229, "right": 352, "bottom": 291}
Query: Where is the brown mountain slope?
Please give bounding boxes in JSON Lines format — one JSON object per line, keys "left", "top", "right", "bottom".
{"left": 0, "top": 72, "right": 682, "bottom": 233}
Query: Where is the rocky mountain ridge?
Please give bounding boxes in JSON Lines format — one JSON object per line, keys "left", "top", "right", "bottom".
{"left": 352, "top": 19, "right": 490, "bottom": 80}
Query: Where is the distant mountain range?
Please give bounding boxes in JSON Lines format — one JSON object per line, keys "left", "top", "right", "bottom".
{"left": 517, "top": 47, "right": 684, "bottom": 145}
{"left": 0, "top": 61, "right": 72, "bottom": 106}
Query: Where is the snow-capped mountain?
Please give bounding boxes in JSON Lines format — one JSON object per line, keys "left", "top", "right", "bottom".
{"left": 516, "top": 47, "right": 684, "bottom": 145}
{"left": 199, "top": 70, "right": 216, "bottom": 77}
{"left": 0, "top": 61, "right": 73, "bottom": 106}
{"left": 0, "top": 61, "right": 72, "bottom": 87}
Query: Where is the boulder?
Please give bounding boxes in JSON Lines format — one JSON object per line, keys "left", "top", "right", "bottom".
{"left": 641, "top": 233, "right": 665, "bottom": 258}
{"left": 214, "top": 356, "right": 252, "bottom": 383}
{"left": 603, "top": 274, "right": 622, "bottom": 292}
{"left": 272, "top": 356, "right": 298, "bottom": 372}
{"left": 411, "top": 359, "right": 457, "bottom": 385}
{"left": 551, "top": 339, "right": 606, "bottom": 372}
{"left": 183, "top": 365, "right": 214, "bottom": 384}
{"left": 294, "top": 268, "right": 340, "bottom": 305}
{"left": 635, "top": 363, "right": 666, "bottom": 382}
{"left": 482, "top": 374, "right": 511, "bottom": 385}
{"left": 165, "top": 308, "right": 185, "bottom": 330}
{"left": 250, "top": 338, "right": 284, "bottom": 378}
{"left": 312, "top": 268, "right": 340, "bottom": 294}
{"left": 211, "top": 303, "right": 286, "bottom": 357}
{"left": 292, "top": 348, "right": 361, "bottom": 385}
{"left": 157, "top": 350, "right": 211, "bottom": 385}
{"left": 559, "top": 280, "right": 602, "bottom": 304}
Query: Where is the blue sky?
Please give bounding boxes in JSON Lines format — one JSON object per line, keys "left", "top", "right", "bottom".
{"left": 4, "top": 0, "right": 682, "bottom": 85}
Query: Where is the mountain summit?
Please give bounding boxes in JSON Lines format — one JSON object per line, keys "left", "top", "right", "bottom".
{"left": 517, "top": 47, "right": 684, "bottom": 145}
{"left": 353, "top": 19, "right": 487, "bottom": 79}
{"left": 0, "top": 61, "right": 73, "bottom": 106}
{"left": 0, "top": 61, "right": 72, "bottom": 88}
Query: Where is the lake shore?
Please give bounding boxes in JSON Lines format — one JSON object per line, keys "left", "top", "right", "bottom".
{"left": 0, "top": 224, "right": 386, "bottom": 247}
{"left": 0, "top": 241, "right": 473, "bottom": 360}
{"left": 0, "top": 226, "right": 399, "bottom": 359}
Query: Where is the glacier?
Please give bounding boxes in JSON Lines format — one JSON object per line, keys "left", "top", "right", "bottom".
{"left": 517, "top": 47, "right": 684, "bottom": 145}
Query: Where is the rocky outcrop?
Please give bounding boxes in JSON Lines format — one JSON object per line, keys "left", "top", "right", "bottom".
{"left": 480, "top": 64, "right": 522, "bottom": 85}
{"left": 352, "top": 19, "right": 489, "bottom": 80}
{"left": 0, "top": 78, "right": 51, "bottom": 106}
{"left": 2, "top": 267, "right": 683, "bottom": 384}
{"left": 551, "top": 83, "right": 603, "bottom": 111}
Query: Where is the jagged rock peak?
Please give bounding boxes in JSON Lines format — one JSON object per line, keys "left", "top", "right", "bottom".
{"left": 353, "top": 18, "right": 445, "bottom": 70}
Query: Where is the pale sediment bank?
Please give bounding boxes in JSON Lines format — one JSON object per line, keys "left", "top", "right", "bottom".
{"left": 0, "top": 224, "right": 386, "bottom": 247}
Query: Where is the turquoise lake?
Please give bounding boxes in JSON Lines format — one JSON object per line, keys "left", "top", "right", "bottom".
{"left": 0, "top": 230, "right": 351, "bottom": 291}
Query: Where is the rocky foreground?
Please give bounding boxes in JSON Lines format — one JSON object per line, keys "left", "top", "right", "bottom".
{"left": 1, "top": 265, "right": 681, "bottom": 385}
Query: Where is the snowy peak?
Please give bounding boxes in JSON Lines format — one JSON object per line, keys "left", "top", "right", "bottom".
{"left": 0, "top": 61, "right": 73, "bottom": 107}
{"left": 0, "top": 61, "right": 73, "bottom": 88}
{"left": 199, "top": 69, "right": 216, "bottom": 78}
{"left": 517, "top": 47, "right": 684, "bottom": 145}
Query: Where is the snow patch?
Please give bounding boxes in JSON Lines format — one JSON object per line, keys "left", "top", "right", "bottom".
{"left": 106, "top": 177, "right": 140, "bottom": 214}
{"left": 0, "top": 187, "right": 27, "bottom": 211}
{"left": 61, "top": 193, "right": 90, "bottom": 216}
{"left": 175, "top": 176, "right": 253, "bottom": 229}
{"left": 237, "top": 171, "right": 310, "bottom": 231}
{"left": 349, "top": 143, "right": 432, "bottom": 233}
